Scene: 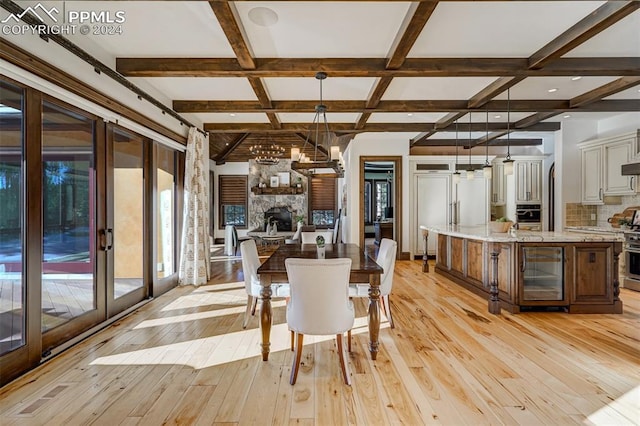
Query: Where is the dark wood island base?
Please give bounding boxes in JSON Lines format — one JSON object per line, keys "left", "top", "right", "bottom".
{"left": 425, "top": 226, "right": 623, "bottom": 315}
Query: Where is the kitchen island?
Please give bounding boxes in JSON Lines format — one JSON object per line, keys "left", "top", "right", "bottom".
{"left": 422, "top": 225, "right": 623, "bottom": 314}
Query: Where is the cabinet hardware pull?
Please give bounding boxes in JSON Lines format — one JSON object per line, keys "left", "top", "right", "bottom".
{"left": 599, "top": 188, "right": 603, "bottom": 200}
{"left": 631, "top": 176, "right": 634, "bottom": 191}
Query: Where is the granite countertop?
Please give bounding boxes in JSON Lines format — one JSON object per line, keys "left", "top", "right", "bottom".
{"left": 564, "top": 226, "right": 625, "bottom": 234}
{"left": 422, "top": 224, "right": 624, "bottom": 242}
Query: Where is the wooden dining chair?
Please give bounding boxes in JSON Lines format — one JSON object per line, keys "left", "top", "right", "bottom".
{"left": 285, "top": 258, "right": 354, "bottom": 385}
{"left": 240, "top": 239, "right": 289, "bottom": 329}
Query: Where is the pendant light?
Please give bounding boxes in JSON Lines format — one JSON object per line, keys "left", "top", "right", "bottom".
{"left": 503, "top": 87, "right": 514, "bottom": 175}
{"left": 482, "top": 106, "right": 493, "bottom": 179}
{"left": 452, "top": 119, "right": 461, "bottom": 185}
{"left": 466, "top": 112, "right": 475, "bottom": 180}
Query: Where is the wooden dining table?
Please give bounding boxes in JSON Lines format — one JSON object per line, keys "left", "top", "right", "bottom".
{"left": 256, "top": 243, "right": 384, "bottom": 361}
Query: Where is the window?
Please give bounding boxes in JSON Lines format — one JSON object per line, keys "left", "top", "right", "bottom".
{"left": 219, "top": 175, "right": 247, "bottom": 228}
{"left": 309, "top": 178, "right": 336, "bottom": 227}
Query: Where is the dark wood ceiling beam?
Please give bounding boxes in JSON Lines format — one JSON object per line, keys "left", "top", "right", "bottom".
{"left": 570, "top": 76, "right": 640, "bottom": 109}
{"left": 214, "top": 133, "right": 250, "bottom": 165}
{"left": 117, "top": 57, "right": 640, "bottom": 78}
{"left": 208, "top": 2, "right": 255, "bottom": 69}
{"left": 177, "top": 99, "right": 638, "bottom": 113}
{"left": 386, "top": 2, "right": 439, "bottom": 69}
{"left": 355, "top": 76, "right": 394, "bottom": 129}
{"left": 409, "top": 112, "right": 466, "bottom": 146}
{"left": 528, "top": 1, "right": 640, "bottom": 69}
{"left": 514, "top": 112, "right": 562, "bottom": 129}
{"left": 467, "top": 76, "right": 525, "bottom": 109}
{"left": 413, "top": 138, "right": 542, "bottom": 147}
{"left": 204, "top": 121, "right": 561, "bottom": 133}
{"left": 248, "top": 76, "right": 282, "bottom": 129}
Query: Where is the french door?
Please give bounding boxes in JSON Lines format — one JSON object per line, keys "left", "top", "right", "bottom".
{"left": 0, "top": 80, "right": 157, "bottom": 385}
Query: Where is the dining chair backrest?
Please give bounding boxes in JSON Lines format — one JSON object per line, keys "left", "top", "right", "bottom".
{"left": 332, "top": 216, "right": 341, "bottom": 244}
{"left": 301, "top": 230, "right": 334, "bottom": 245}
{"left": 285, "top": 258, "right": 354, "bottom": 336}
{"left": 377, "top": 238, "right": 398, "bottom": 296}
{"left": 240, "top": 239, "right": 261, "bottom": 296}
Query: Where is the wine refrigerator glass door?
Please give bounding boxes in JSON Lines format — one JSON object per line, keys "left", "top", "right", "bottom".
{"left": 522, "top": 247, "right": 564, "bottom": 301}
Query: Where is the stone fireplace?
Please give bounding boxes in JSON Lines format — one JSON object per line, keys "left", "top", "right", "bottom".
{"left": 248, "top": 160, "right": 307, "bottom": 231}
{"left": 264, "top": 207, "right": 293, "bottom": 232}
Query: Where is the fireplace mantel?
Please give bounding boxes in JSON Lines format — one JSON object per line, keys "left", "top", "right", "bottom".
{"left": 251, "top": 186, "right": 304, "bottom": 195}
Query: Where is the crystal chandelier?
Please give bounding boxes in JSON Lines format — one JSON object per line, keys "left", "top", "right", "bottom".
{"left": 250, "top": 142, "right": 285, "bottom": 165}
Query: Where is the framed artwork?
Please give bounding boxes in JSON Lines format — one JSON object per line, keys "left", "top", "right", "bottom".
{"left": 270, "top": 176, "right": 279, "bottom": 188}
{"left": 277, "top": 172, "right": 290, "bottom": 187}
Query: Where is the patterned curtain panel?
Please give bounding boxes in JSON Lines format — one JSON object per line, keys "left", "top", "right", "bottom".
{"left": 179, "top": 127, "right": 210, "bottom": 286}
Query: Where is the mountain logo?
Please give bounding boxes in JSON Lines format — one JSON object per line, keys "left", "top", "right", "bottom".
{"left": 1, "top": 3, "right": 59, "bottom": 24}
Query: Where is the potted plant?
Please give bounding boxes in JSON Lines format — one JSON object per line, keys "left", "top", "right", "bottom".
{"left": 294, "top": 214, "right": 305, "bottom": 229}
{"left": 316, "top": 235, "right": 326, "bottom": 258}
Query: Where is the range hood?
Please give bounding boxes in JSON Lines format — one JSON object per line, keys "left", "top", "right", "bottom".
{"left": 621, "top": 162, "right": 640, "bottom": 176}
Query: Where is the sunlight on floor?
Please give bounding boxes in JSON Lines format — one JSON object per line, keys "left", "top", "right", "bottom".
{"left": 91, "top": 315, "right": 382, "bottom": 369}
{"left": 587, "top": 385, "right": 639, "bottom": 425}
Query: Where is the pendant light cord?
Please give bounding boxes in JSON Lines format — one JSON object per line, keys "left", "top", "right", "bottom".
{"left": 485, "top": 107, "right": 490, "bottom": 165}
{"left": 469, "top": 112, "right": 472, "bottom": 168}
{"left": 506, "top": 87, "right": 511, "bottom": 160}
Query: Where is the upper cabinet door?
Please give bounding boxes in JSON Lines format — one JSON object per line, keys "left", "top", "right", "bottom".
{"left": 604, "top": 140, "right": 635, "bottom": 195}
{"left": 581, "top": 146, "right": 604, "bottom": 205}
{"left": 515, "top": 160, "right": 542, "bottom": 204}
{"left": 491, "top": 160, "right": 505, "bottom": 206}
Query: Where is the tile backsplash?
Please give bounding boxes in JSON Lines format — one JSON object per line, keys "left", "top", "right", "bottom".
{"left": 565, "top": 203, "right": 597, "bottom": 226}
{"left": 596, "top": 194, "right": 640, "bottom": 227}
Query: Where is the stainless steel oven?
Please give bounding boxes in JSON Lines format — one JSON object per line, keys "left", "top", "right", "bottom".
{"left": 624, "top": 233, "right": 640, "bottom": 291}
{"left": 516, "top": 204, "right": 541, "bottom": 223}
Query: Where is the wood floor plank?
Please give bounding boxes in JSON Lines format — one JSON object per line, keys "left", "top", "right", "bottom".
{"left": 1, "top": 259, "right": 638, "bottom": 425}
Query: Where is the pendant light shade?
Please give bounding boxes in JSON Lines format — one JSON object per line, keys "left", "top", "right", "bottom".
{"left": 503, "top": 87, "right": 514, "bottom": 176}
{"left": 453, "top": 171, "right": 461, "bottom": 185}
{"left": 482, "top": 106, "right": 492, "bottom": 179}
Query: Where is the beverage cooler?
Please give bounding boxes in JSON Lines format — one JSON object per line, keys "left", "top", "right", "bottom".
{"left": 521, "top": 247, "right": 564, "bottom": 301}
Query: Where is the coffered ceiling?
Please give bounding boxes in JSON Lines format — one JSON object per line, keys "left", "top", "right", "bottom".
{"left": 6, "top": 1, "right": 639, "bottom": 162}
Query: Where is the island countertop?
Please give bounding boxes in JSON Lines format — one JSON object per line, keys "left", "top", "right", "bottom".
{"left": 421, "top": 224, "right": 624, "bottom": 243}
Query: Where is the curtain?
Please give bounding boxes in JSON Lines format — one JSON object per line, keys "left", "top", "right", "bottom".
{"left": 179, "top": 127, "right": 210, "bottom": 286}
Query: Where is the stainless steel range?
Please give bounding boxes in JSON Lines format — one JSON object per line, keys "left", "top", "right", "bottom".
{"left": 623, "top": 232, "right": 640, "bottom": 291}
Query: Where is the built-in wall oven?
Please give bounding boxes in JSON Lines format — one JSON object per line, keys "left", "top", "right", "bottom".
{"left": 515, "top": 204, "right": 541, "bottom": 230}
{"left": 624, "top": 232, "right": 640, "bottom": 291}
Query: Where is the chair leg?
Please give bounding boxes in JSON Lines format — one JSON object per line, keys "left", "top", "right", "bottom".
{"left": 381, "top": 294, "right": 394, "bottom": 329}
{"left": 290, "top": 330, "right": 295, "bottom": 351}
{"left": 336, "top": 333, "right": 351, "bottom": 386}
{"left": 250, "top": 296, "right": 258, "bottom": 316}
{"left": 347, "top": 329, "right": 352, "bottom": 353}
{"left": 242, "top": 295, "right": 254, "bottom": 329}
{"left": 290, "top": 333, "right": 304, "bottom": 385}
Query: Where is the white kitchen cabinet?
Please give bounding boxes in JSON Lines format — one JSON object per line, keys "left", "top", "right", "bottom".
{"left": 579, "top": 132, "right": 637, "bottom": 204}
{"left": 491, "top": 160, "right": 505, "bottom": 206}
{"left": 455, "top": 177, "right": 490, "bottom": 226}
{"left": 604, "top": 139, "right": 635, "bottom": 195}
{"left": 415, "top": 173, "right": 450, "bottom": 255}
{"left": 581, "top": 146, "right": 603, "bottom": 204}
{"left": 515, "top": 160, "right": 542, "bottom": 203}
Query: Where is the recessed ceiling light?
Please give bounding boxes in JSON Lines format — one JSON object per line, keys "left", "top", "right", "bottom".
{"left": 563, "top": 114, "right": 571, "bottom": 119}
{"left": 548, "top": 88, "right": 558, "bottom": 93}
{"left": 494, "top": 115, "right": 501, "bottom": 119}
{"left": 407, "top": 113, "right": 413, "bottom": 117}
{"left": 248, "top": 7, "right": 279, "bottom": 27}
{"left": 571, "top": 76, "right": 582, "bottom": 81}
{"left": 229, "top": 113, "right": 236, "bottom": 117}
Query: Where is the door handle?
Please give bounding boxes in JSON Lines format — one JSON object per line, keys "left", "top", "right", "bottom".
{"left": 100, "top": 228, "right": 113, "bottom": 251}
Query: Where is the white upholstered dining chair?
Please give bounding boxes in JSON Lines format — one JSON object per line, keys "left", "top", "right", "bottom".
{"left": 300, "top": 230, "right": 334, "bottom": 244}
{"left": 285, "top": 258, "right": 354, "bottom": 385}
{"left": 349, "top": 238, "right": 397, "bottom": 329}
{"left": 240, "top": 239, "right": 289, "bottom": 329}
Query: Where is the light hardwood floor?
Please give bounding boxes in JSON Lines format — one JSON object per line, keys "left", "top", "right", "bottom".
{"left": 1, "top": 258, "right": 639, "bottom": 425}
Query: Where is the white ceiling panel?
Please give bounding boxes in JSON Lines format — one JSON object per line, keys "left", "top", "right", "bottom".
{"left": 278, "top": 112, "right": 361, "bottom": 123}
{"left": 234, "top": 2, "right": 411, "bottom": 58}
{"left": 565, "top": 12, "right": 640, "bottom": 57}
{"left": 409, "top": 2, "right": 605, "bottom": 58}
{"left": 130, "top": 77, "right": 258, "bottom": 100}
{"left": 67, "top": 1, "right": 234, "bottom": 57}
{"left": 264, "top": 77, "right": 376, "bottom": 100}
{"left": 605, "top": 87, "right": 640, "bottom": 100}
{"left": 368, "top": 113, "right": 448, "bottom": 123}
{"left": 383, "top": 77, "right": 498, "bottom": 100}
{"left": 497, "top": 77, "right": 619, "bottom": 100}
{"left": 195, "top": 113, "right": 270, "bottom": 123}
{"left": 544, "top": 112, "right": 628, "bottom": 121}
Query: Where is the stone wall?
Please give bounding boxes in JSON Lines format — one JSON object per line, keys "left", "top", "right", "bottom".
{"left": 248, "top": 159, "right": 308, "bottom": 231}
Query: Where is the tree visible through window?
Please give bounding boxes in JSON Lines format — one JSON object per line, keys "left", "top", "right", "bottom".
{"left": 219, "top": 175, "right": 247, "bottom": 228}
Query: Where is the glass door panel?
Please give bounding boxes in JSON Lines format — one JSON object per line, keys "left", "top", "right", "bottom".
{"left": 156, "top": 146, "right": 175, "bottom": 279}
{"left": 0, "top": 81, "right": 24, "bottom": 355}
{"left": 522, "top": 247, "right": 564, "bottom": 301}
{"left": 113, "top": 129, "right": 145, "bottom": 298}
{"left": 41, "top": 101, "right": 96, "bottom": 332}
